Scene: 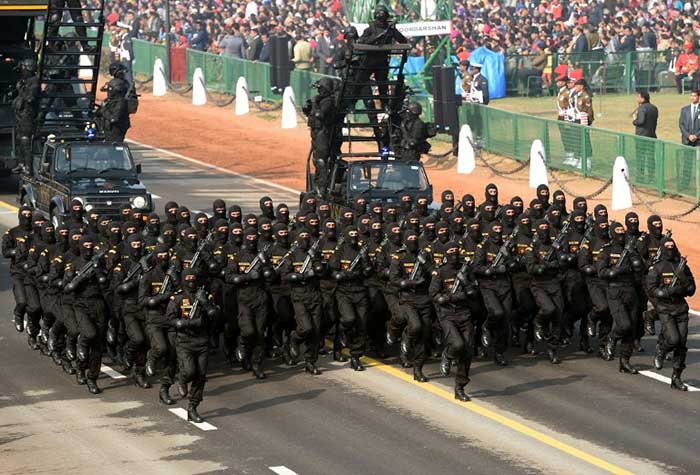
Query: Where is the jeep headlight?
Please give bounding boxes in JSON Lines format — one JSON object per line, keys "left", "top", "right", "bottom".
{"left": 131, "top": 195, "right": 147, "bottom": 209}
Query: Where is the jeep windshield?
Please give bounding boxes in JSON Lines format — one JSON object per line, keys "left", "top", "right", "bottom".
{"left": 349, "top": 161, "right": 429, "bottom": 193}
{"left": 55, "top": 143, "right": 135, "bottom": 176}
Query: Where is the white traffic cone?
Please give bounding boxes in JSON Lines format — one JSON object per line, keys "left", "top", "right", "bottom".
{"left": 457, "top": 124, "right": 475, "bottom": 174}
{"left": 192, "top": 68, "right": 206, "bottom": 106}
{"left": 153, "top": 58, "right": 167, "bottom": 97}
{"left": 281, "top": 86, "right": 297, "bottom": 129}
{"left": 529, "top": 139, "right": 548, "bottom": 188}
{"left": 235, "top": 77, "right": 250, "bottom": 116}
{"left": 612, "top": 156, "right": 633, "bottom": 210}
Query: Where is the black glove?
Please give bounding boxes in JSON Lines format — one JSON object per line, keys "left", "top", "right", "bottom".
{"left": 606, "top": 268, "right": 619, "bottom": 279}
{"left": 583, "top": 265, "right": 595, "bottom": 276}
{"left": 494, "top": 264, "right": 506, "bottom": 274}
{"left": 174, "top": 318, "right": 188, "bottom": 330}
{"left": 333, "top": 271, "right": 345, "bottom": 281}
{"left": 232, "top": 275, "right": 244, "bottom": 286}
{"left": 289, "top": 272, "right": 301, "bottom": 282}
{"left": 449, "top": 293, "right": 464, "bottom": 303}
{"left": 9, "top": 248, "right": 17, "bottom": 257}
{"left": 483, "top": 267, "right": 494, "bottom": 278}
{"left": 631, "top": 258, "right": 644, "bottom": 272}
{"left": 305, "top": 268, "right": 316, "bottom": 279}
{"left": 654, "top": 288, "right": 669, "bottom": 299}
{"left": 436, "top": 295, "right": 448, "bottom": 305}
{"left": 533, "top": 264, "right": 545, "bottom": 275}
{"left": 507, "top": 260, "right": 520, "bottom": 272}
{"left": 247, "top": 270, "right": 260, "bottom": 281}
{"left": 545, "top": 260, "right": 559, "bottom": 270}
{"left": 39, "top": 274, "right": 49, "bottom": 284}
{"left": 559, "top": 253, "right": 570, "bottom": 266}
{"left": 670, "top": 285, "right": 686, "bottom": 297}
{"left": 208, "top": 262, "right": 219, "bottom": 273}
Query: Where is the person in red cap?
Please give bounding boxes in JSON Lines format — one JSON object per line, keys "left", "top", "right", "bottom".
{"left": 675, "top": 42, "right": 698, "bottom": 94}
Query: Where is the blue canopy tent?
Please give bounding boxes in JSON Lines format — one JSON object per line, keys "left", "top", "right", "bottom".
{"left": 460, "top": 47, "right": 506, "bottom": 99}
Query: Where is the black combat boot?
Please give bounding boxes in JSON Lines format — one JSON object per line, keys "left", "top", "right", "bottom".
{"left": 65, "top": 342, "right": 76, "bottom": 361}
{"left": 653, "top": 345, "right": 665, "bottom": 370}
{"left": 289, "top": 333, "right": 300, "bottom": 360}
{"left": 177, "top": 380, "right": 188, "bottom": 398}
{"left": 413, "top": 365, "right": 428, "bottom": 382}
{"left": 494, "top": 353, "right": 507, "bottom": 367}
{"left": 586, "top": 316, "right": 597, "bottom": 337}
{"left": 252, "top": 363, "right": 266, "bottom": 380}
{"left": 454, "top": 383, "right": 470, "bottom": 402}
{"left": 480, "top": 323, "right": 492, "bottom": 348}
{"left": 86, "top": 379, "right": 102, "bottom": 395}
{"left": 28, "top": 335, "right": 39, "bottom": 350}
{"left": 605, "top": 337, "right": 616, "bottom": 360}
{"left": 440, "top": 349, "right": 452, "bottom": 376}
{"left": 547, "top": 348, "right": 561, "bottom": 365}
{"left": 76, "top": 369, "right": 87, "bottom": 385}
{"left": 333, "top": 350, "right": 348, "bottom": 363}
{"left": 145, "top": 351, "right": 156, "bottom": 377}
{"left": 14, "top": 314, "right": 24, "bottom": 333}
{"left": 619, "top": 357, "right": 639, "bottom": 374}
{"left": 63, "top": 359, "right": 76, "bottom": 375}
{"left": 305, "top": 362, "right": 321, "bottom": 375}
{"left": 671, "top": 369, "right": 688, "bottom": 391}
{"left": 579, "top": 335, "right": 593, "bottom": 354}
{"left": 51, "top": 351, "right": 63, "bottom": 366}
{"left": 533, "top": 323, "right": 545, "bottom": 343}
{"left": 159, "top": 384, "right": 175, "bottom": 405}
{"left": 642, "top": 310, "right": 655, "bottom": 336}
{"left": 350, "top": 357, "right": 365, "bottom": 372}
{"left": 386, "top": 329, "right": 395, "bottom": 346}
{"left": 187, "top": 404, "right": 204, "bottom": 423}
{"left": 133, "top": 369, "right": 152, "bottom": 389}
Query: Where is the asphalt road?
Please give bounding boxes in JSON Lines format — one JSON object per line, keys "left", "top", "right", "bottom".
{"left": 0, "top": 143, "right": 699, "bottom": 475}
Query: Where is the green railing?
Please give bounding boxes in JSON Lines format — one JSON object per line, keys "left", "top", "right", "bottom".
{"left": 132, "top": 39, "right": 167, "bottom": 78}
{"left": 461, "top": 103, "right": 700, "bottom": 200}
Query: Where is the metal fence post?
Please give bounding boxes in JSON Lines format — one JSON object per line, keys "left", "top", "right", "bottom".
{"left": 512, "top": 114, "right": 519, "bottom": 160}
{"left": 580, "top": 126, "right": 589, "bottom": 178}
{"left": 625, "top": 53, "right": 633, "bottom": 94}
{"left": 656, "top": 142, "right": 665, "bottom": 197}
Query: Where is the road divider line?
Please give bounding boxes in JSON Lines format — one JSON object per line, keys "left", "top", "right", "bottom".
{"left": 357, "top": 350, "right": 635, "bottom": 475}
{"left": 0, "top": 200, "right": 19, "bottom": 212}
{"left": 639, "top": 370, "right": 700, "bottom": 392}
{"left": 127, "top": 139, "right": 300, "bottom": 195}
{"left": 168, "top": 408, "right": 218, "bottom": 431}
{"left": 100, "top": 365, "right": 127, "bottom": 380}
{"left": 269, "top": 466, "right": 300, "bottom": 475}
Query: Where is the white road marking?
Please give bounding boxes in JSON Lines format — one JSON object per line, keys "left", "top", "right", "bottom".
{"left": 269, "top": 466, "right": 300, "bottom": 475}
{"left": 168, "top": 408, "right": 218, "bottom": 431}
{"left": 100, "top": 365, "right": 127, "bottom": 380}
{"left": 638, "top": 370, "right": 700, "bottom": 392}
{"left": 127, "top": 139, "right": 301, "bottom": 195}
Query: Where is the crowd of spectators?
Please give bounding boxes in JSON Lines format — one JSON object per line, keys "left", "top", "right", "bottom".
{"left": 96, "top": 0, "right": 700, "bottom": 91}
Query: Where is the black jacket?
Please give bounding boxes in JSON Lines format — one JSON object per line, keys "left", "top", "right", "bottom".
{"left": 633, "top": 102, "right": 658, "bottom": 138}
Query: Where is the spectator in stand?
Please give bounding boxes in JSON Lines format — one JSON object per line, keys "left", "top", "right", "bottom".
{"left": 190, "top": 22, "right": 209, "bottom": 52}
{"left": 314, "top": 27, "right": 334, "bottom": 76}
{"left": 675, "top": 42, "right": 699, "bottom": 94}
{"left": 619, "top": 25, "right": 636, "bottom": 53}
{"left": 259, "top": 29, "right": 271, "bottom": 63}
{"left": 219, "top": 26, "right": 247, "bottom": 59}
{"left": 247, "top": 26, "right": 262, "bottom": 61}
{"left": 292, "top": 33, "right": 312, "bottom": 71}
{"left": 570, "top": 27, "right": 589, "bottom": 54}
{"left": 640, "top": 23, "right": 657, "bottom": 50}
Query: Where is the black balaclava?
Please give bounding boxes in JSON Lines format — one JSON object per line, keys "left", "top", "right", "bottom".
{"left": 121, "top": 221, "right": 138, "bottom": 239}
{"left": 339, "top": 207, "right": 354, "bottom": 229}
{"left": 344, "top": 226, "right": 360, "bottom": 249}
{"left": 535, "top": 219, "right": 551, "bottom": 244}
{"left": 164, "top": 201, "right": 179, "bottom": 225}
{"left": 441, "top": 189, "right": 455, "bottom": 208}
{"left": 69, "top": 228, "right": 83, "bottom": 255}
{"left": 436, "top": 220, "right": 450, "bottom": 244}
{"left": 229, "top": 223, "right": 243, "bottom": 247}
{"left": 388, "top": 222, "right": 402, "bottom": 246}
{"left": 317, "top": 201, "right": 331, "bottom": 222}
{"left": 404, "top": 230, "right": 419, "bottom": 253}
{"left": 120, "top": 204, "right": 132, "bottom": 223}
{"left": 400, "top": 193, "right": 413, "bottom": 214}
{"left": 131, "top": 210, "right": 144, "bottom": 231}
{"left": 183, "top": 227, "right": 198, "bottom": 252}
{"left": 276, "top": 204, "right": 291, "bottom": 225}
{"left": 146, "top": 212, "right": 160, "bottom": 236}
{"left": 177, "top": 223, "right": 189, "bottom": 243}
{"left": 438, "top": 203, "right": 454, "bottom": 221}
{"left": 406, "top": 211, "right": 421, "bottom": 233}
{"left": 243, "top": 226, "right": 258, "bottom": 252}
{"left": 370, "top": 218, "right": 383, "bottom": 242}
{"left": 369, "top": 200, "right": 384, "bottom": 220}
{"left": 357, "top": 214, "right": 371, "bottom": 239}
{"left": 517, "top": 214, "right": 532, "bottom": 237}
{"left": 87, "top": 211, "right": 100, "bottom": 235}
{"left": 323, "top": 218, "right": 337, "bottom": 241}
{"left": 296, "top": 227, "right": 311, "bottom": 251}
{"left": 273, "top": 223, "right": 289, "bottom": 248}
{"left": 79, "top": 235, "right": 94, "bottom": 259}
{"left": 481, "top": 203, "right": 496, "bottom": 222}
{"left": 294, "top": 212, "right": 307, "bottom": 229}
{"left": 182, "top": 267, "right": 198, "bottom": 293}
{"left": 501, "top": 205, "right": 516, "bottom": 229}
{"left": 354, "top": 196, "right": 367, "bottom": 216}
{"left": 69, "top": 199, "right": 84, "bottom": 223}
{"left": 302, "top": 193, "right": 317, "bottom": 213}
{"left": 33, "top": 215, "right": 47, "bottom": 238}
{"left": 57, "top": 224, "right": 69, "bottom": 252}
{"left": 18, "top": 205, "right": 33, "bottom": 231}
{"left": 660, "top": 237, "right": 679, "bottom": 262}
{"left": 214, "top": 219, "right": 229, "bottom": 244}
{"left": 42, "top": 222, "right": 56, "bottom": 245}
{"left": 594, "top": 220, "right": 610, "bottom": 241}
{"left": 572, "top": 197, "right": 588, "bottom": 214}
{"left": 647, "top": 214, "right": 662, "bottom": 238}
{"left": 416, "top": 195, "right": 429, "bottom": 217}
{"left": 445, "top": 241, "right": 460, "bottom": 267}
{"left": 624, "top": 212, "right": 640, "bottom": 236}
{"left": 593, "top": 204, "right": 608, "bottom": 222}
{"left": 228, "top": 205, "right": 242, "bottom": 224}
{"left": 259, "top": 216, "right": 273, "bottom": 241}
{"left": 570, "top": 209, "right": 586, "bottom": 234}
{"left": 212, "top": 199, "right": 227, "bottom": 222}
{"left": 194, "top": 212, "right": 209, "bottom": 238}
{"left": 385, "top": 204, "right": 398, "bottom": 223}
{"left": 546, "top": 207, "right": 562, "bottom": 228}
{"left": 449, "top": 212, "right": 465, "bottom": 236}
{"left": 422, "top": 216, "right": 436, "bottom": 242}
{"left": 510, "top": 196, "right": 524, "bottom": 217}
{"left": 109, "top": 224, "right": 122, "bottom": 246}
{"left": 306, "top": 213, "right": 320, "bottom": 238}
{"left": 466, "top": 218, "right": 482, "bottom": 242}
{"left": 488, "top": 221, "right": 504, "bottom": 245}
{"left": 536, "top": 184, "right": 550, "bottom": 206}
{"left": 176, "top": 206, "right": 191, "bottom": 226}
{"left": 160, "top": 223, "right": 176, "bottom": 248}
{"left": 610, "top": 221, "right": 626, "bottom": 245}
{"left": 485, "top": 183, "right": 499, "bottom": 205}
{"left": 127, "top": 233, "right": 144, "bottom": 259}
{"left": 98, "top": 217, "right": 111, "bottom": 240}
{"left": 259, "top": 196, "right": 275, "bottom": 220}
{"left": 529, "top": 199, "right": 544, "bottom": 220}
{"left": 154, "top": 243, "right": 170, "bottom": 270}
{"left": 244, "top": 213, "right": 258, "bottom": 229}
{"left": 461, "top": 194, "right": 476, "bottom": 218}
{"left": 552, "top": 190, "right": 566, "bottom": 212}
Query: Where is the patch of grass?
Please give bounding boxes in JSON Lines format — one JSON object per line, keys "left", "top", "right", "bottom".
{"left": 492, "top": 91, "right": 690, "bottom": 143}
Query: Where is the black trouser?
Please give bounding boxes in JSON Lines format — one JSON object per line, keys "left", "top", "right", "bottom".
{"left": 291, "top": 291, "right": 322, "bottom": 363}
{"left": 15, "top": 121, "right": 33, "bottom": 169}
{"left": 531, "top": 282, "right": 564, "bottom": 351}
{"left": 367, "top": 284, "right": 389, "bottom": 352}
{"left": 336, "top": 288, "right": 369, "bottom": 358}
{"left": 39, "top": 291, "right": 58, "bottom": 343}
{"left": 59, "top": 297, "right": 80, "bottom": 359}
{"left": 659, "top": 311, "right": 689, "bottom": 371}
{"left": 440, "top": 313, "right": 473, "bottom": 386}
{"left": 391, "top": 298, "right": 432, "bottom": 366}
{"left": 238, "top": 292, "right": 268, "bottom": 366}
{"left": 123, "top": 305, "right": 147, "bottom": 370}
{"left": 561, "top": 271, "right": 591, "bottom": 340}
{"left": 586, "top": 280, "right": 612, "bottom": 350}
{"left": 606, "top": 285, "right": 639, "bottom": 359}
{"left": 479, "top": 286, "right": 512, "bottom": 354}
{"left": 25, "top": 282, "right": 43, "bottom": 338}
{"left": 222, "top": 286, "right": 239, "bottom": 358}
{"left": 177, "top": 340, "right": 208, "bottom": 406}
{"left": 270, "top": 292, "right": 294, "bottom": 350}
{"left": 104, "top": 126, "right": 127, "bottom": 142}
{"left": 512, "top": 274, "right": 536, "bottom": 344}
{"left": 74, "top": 298, "right": 107, "bottom": 380}
{"left": 11, "top": 273, "right": 27, "bottom": 322}
{"left": 147, "top": 323, "right": 177, "bottom": 385}
{"left": 320, "top": 284, "right": 341, "bottom": 351}
{"left": 633, "top": 281, "right": 646, "bottom": 341}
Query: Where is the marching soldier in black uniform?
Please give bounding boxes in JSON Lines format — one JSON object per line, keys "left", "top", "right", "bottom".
{"left": 3, "top": 206, "right": 34, "bottom": 332}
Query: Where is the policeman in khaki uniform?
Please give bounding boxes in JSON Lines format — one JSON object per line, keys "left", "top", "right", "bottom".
{"left": 459, "top": 59, "right": 473, "bottom": 102}
{"left": 556, "top": 73, "right": 570, "bottom": 121}
{"left": 574, "top": 78, "right": 594, "bottom": 126}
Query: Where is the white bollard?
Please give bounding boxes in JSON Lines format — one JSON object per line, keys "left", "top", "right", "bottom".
{"left": 281, "top": 86, "right": 297, "bottom": 129}
{"left": 192, "top": 68, "right": 206, "bottom": 106}
{"left": 235, "top": 77, "right": 250, "bottom": 116}
{"left": 153, "top": 58, "right": 167, "bottom": 97}
{"left": 457, "top": 124, "right": 475, "bottom": 174}
{"left": 611, "top": 156, "right": 633, "bottom": 210}
{"left": 529, "top": 139, "right": 548, "bottom": 188}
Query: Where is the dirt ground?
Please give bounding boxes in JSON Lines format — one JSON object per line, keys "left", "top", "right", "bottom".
{"left": 127, "top": 88, "right": 700, "bottom": 308}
